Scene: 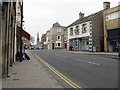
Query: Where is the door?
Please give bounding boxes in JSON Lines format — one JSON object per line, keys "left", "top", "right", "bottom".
{"left": 64, "top": 43, "right": 67, "bottom": 48}
{"left": 52, "top": 43, "right": 54, "bottom": 49}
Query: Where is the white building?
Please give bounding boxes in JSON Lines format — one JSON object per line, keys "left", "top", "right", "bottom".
{"left": 30, "top": 36, "right": 35, "bottom": 45}
{"left": 67, "top": 11, "right": 104, "bottom": 52}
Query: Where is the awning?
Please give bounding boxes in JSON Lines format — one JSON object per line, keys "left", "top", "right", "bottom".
{"left": 17, "top": 26, "right": 30, "bottom": 40}
{"left": 107, "top": 36, "right": 120, "bottom": 40}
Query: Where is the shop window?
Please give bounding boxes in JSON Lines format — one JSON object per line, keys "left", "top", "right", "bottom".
{"left": 108, "top": 29, "right": 120, "bottom": 37}
{"left": 86, "top": 42, "right": 89, "bottom": 45}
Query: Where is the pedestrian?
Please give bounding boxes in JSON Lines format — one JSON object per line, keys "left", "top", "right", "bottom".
{"left": 69, "top": 45, "right": 73, "bottom": 51}
{"left": 23, "top": 49, "right": 30, "bottom": 60}
{"left": 22, "top": 49, "right": 26, "bottom": 60}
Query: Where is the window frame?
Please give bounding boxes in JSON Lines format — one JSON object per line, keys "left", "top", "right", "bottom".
{"left": 106, "top": 11, "right": 120, "bottom": 21}
{"left": 74, "top": 26, "right": 79, "bottom": 35}
{"left": 58, "top": 43, "right": 61, "bottom": 47}
{"left": 57, "top": 35, "right": 61, "bottom": 40}
{"left": 57, "top": 28, "right": 61, "bottom": 33}
{"left": 82, "top": 24, "right": 87, "bottom": 33}
{"left": 70, "top": 28, "right": 73, "bottom": 36}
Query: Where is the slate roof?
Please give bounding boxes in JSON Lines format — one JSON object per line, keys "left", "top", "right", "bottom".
{"left": 52, "top": 22, "right": 67, "bottom": 31}
{"left": 67, "top": 11, "right": 103, "bottom": 27}
{"left": 53, "top": 22, "right": 61, "bottom": 27}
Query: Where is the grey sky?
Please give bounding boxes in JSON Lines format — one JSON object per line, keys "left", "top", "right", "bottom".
{"left": 23, "top": 0, "right": 119, "bottom": 43}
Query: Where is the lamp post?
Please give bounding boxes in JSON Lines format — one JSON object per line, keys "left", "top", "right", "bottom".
{"left": 20, "top": 1, "right": 23, "bottom": 62}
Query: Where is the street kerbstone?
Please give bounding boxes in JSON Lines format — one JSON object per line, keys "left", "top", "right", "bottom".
{"left": 2, "top": 50, "right": 64, "bottom": 88}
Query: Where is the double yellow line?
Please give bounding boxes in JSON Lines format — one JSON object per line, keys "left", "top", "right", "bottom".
{"left": 33, "top": 53, "right": 83, "bottom": 90}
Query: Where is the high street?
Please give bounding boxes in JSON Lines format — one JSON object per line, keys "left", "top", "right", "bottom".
{"left": 32, "top": 49, "right": 118, "bottom": 88}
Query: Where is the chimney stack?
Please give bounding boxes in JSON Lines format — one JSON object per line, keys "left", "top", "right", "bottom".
{"left": 103, "top": 1, "right": 110, "bottom": 10}
{"left": 79, "top": 12, "right": 84, "bottom": 19}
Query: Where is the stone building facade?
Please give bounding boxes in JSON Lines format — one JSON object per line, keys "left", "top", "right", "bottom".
{"left": 67, "top": 11, "right": 104, "bottom": 52}
{"left": 49, "top": 22, "right": 67, "bottom": 49}
{"left": 103, "top": 5, "right": 120, "bottom": 52}
{"left": 42, "top": 22, "right": 67, "bottom": 49}
{"left": 2, "top": 1, "right": 23, "bottom": 77}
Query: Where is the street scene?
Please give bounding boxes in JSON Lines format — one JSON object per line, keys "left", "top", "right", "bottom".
{"left": 32, "top": 49, "right": 118, "bottom": 88}
{"left": 0, "top": 0, "right": 120, "bottom": 90}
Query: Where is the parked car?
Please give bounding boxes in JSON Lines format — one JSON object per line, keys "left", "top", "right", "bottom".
{"left": 30, "top": 47, "right": 35, "bottom": 50}
{"left": 36, "top": 47, "right": 43, "bottom": 50}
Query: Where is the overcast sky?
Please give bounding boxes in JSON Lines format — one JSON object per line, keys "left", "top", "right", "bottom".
{"left": 23, "top": 0, "right": 119, "bottom": 43}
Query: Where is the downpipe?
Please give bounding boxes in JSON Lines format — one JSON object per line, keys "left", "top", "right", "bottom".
{"left": 7, "top": 1, "right": 12, "bottom": 77}
{"left": 20, "top": 1, "right": 23, "bottom": 62}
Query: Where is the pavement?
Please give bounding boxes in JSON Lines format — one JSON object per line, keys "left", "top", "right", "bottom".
{"left": 68, "top": 50, "right": 120, "bottom": 60}
{"left": 2, "top": 50, "right": 64, "bottom": 88}
{"left": 68, "top": 50, "right": 119, "bottom": 56}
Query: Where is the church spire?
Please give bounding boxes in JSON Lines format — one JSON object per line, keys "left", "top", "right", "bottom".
{"left": 36, "top": 32, "right": 41, "bottom": 49}
{"left": 37, "top": 32, "right": 39, "bottom": 42}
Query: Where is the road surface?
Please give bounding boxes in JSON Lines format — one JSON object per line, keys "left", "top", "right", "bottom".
{"left": 31, "top": 49, "right": 118, "bottom": 88}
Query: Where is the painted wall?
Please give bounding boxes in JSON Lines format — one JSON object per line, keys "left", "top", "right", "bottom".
{"left": 67, "top": 21, "right": 90, "bottom": 40}
{"left": 49, "top": 26, "right": 66, "bottom": 49}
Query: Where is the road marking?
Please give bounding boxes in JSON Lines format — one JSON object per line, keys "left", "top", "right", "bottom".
{"left": 75, "top": 59, "right": 100, "bottom": 65}
{"left": 33, "top": 53, "right": 83, "bottom": 90}
{"left": 55, "top": 54, "right": 67, "bottom": 58}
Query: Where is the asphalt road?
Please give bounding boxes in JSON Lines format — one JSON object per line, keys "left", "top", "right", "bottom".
{"left": 32, "top": 49, "right": 118, "bottom": 88}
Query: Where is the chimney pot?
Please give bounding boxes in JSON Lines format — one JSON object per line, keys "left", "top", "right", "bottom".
{"left": 79, "top": 12, "right": 84, "bottom": 19}
{"left": 103, "top": 1, "right": 110, "bottom": 10}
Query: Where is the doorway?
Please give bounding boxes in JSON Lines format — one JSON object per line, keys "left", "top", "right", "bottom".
{"left": 52, "top": 43, "right": 54, "bottom": 49}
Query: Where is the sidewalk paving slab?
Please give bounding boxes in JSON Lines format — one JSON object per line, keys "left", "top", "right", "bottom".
{"left": 68, "top": 51, "right": 118, "bottom": 56}
{"left": 2, "top": 50, "right": 64, "bottom": 88}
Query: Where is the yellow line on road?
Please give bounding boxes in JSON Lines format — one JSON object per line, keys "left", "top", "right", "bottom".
{"left": 33, "top": 53, "right": 83, "bottom": 90}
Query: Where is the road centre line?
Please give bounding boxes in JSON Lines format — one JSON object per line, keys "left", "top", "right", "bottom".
{"left": 33, "top": 53, "right": 83, "bottom": 90}
{"left": 75, "top": 59, "right": 100, "bottom": 65}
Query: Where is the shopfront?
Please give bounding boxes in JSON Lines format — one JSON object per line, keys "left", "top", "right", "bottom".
{"left": 82, "top": 37, "right": 89, "bottom": 51}
{"left": 107, "top": 29, "right": 120, "bottom": 52}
